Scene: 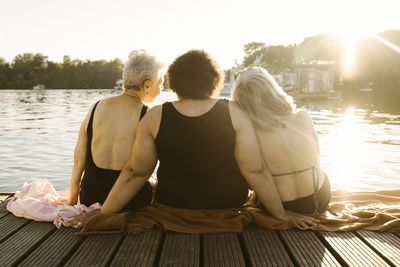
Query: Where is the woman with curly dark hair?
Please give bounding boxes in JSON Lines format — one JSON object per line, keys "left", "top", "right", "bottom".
{"left": 99, "top": 50, "right": 318, "bottom": 228}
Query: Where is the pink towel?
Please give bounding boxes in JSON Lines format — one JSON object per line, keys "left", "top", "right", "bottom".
{"left": 6, "top": 179, "right": 100, "bottom": 228}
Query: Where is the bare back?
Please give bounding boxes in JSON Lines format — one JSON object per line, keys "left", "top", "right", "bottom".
{"left": 90, "top": 95, "right": 144, "bottom": 170}
{"left": 256, "top": 110, "right": 324, "bottom": 201}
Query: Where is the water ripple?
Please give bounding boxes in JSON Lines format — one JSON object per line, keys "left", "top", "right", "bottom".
{"left": 0, "top": 89, "right": 399, "bottom": 192}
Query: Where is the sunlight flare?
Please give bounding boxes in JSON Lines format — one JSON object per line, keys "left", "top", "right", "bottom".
{"left": 372, "top": 35, "right": 400, "bottom": 54}
{"left": 334, "top": 32, "right": 363, "bottom": 74}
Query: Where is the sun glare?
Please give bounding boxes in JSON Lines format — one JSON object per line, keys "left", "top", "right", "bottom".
{"left": 343, "top": 37, "right": 357, "bottom": 73}
{"left": 327, "top": 107, "right": 366, "bottom": 190}
{"left": 373, "top": 35, "right": 400, "bottom": 54}
{"left": 333, "top": 29, "right": 373, "bottom": 75}
{"left": 334, "top": 32, "right": 362, "bottom": 74}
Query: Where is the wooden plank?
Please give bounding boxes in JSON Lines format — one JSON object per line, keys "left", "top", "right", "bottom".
{"left": 0, "top": 193, "right": 15, "bottom": 196}
{"left": 319, "top": 231, "right": 390, "bottom": 267}
{"left": 0, "top": 214, "right": 30, "bottom": 243}
{"left": 158, "top": 232, "right": 200, "bottom": 267}
{"left": 281, "top": 229, "right": 341, "bottom": 267}
{"left": 19, "top": 227, "right": 85, "bottom": 267}
{"left": 203, "top": 232, "right": 245, "bottom": 267}
{"left": 0, "top": 198, "right": 11, "bottom": 219}
{"left": 110, "top": 229, "right": 162, "bottom": 267}
{"left": 0, "top": 195, "right": 11, "bottom": 202}
{"left": 64, "top": 234, "right": 123, "bottom": 267}
{"left": 0, "top": 221, "right": 55, "bottom": 266}
{"left": 357, "top": 230, "right": 400, "bottom": 266}
{"left": 242, "top": 227, "right": 294, "bottom": 267}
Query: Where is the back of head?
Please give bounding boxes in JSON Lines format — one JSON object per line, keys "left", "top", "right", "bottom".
{"left": 232, "top": 67, "right": 294, "bottom": 130}
{"left": 167, "top": 50, "right": 224, "bottom": 99}
{"left": 123, "top": 50, "right": 164, "bottom": 90}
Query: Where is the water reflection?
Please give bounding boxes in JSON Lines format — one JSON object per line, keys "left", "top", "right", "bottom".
{"left": 0, "top": 90, "right": 399, "bottom": 192}
{"left": 299, "top": 100, "right": 400, "bottom": 191}
{"left": 325, "top": 108, "right": 366, "bottom": 190}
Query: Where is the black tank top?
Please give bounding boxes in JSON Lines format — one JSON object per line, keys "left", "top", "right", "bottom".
{"left": 155, "top": 99, "right": 249, "bottom": 209}
{"left": 79, "top": 101, "right": 152, "bottom": 210}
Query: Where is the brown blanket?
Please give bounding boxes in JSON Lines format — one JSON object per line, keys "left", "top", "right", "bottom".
{"left": 78, "top": 189, "right": 400, "bottom": 235}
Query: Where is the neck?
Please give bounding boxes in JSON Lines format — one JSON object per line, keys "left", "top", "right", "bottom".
{"left": 123, "top": 90, "right": 143, "bottom": 102}
{"left": 178, "top": 97, "right": 214, "bottom": 102}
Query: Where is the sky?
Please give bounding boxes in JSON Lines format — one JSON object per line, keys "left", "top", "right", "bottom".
{"left": 1, "top": 0, "right": 399, "bottom": 69}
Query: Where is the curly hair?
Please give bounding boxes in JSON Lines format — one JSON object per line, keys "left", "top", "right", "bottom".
{"left": 167, "top": 50, "right": 223, "bottom": 99}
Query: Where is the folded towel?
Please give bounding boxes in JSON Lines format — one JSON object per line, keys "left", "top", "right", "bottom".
{"left": 78, "top": 189, "right": 400, "bottom": 235}
{"left": 6, "top": 179, "right": 101, "bottom": 228}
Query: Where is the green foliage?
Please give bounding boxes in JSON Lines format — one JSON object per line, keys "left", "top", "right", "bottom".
{"left": 0, "top": 53, "right": 123, "bottom": 89}
{"left": 294, "top": 33, "right": 343, "bottom": 63}
{"left": 243, "top": 42, "right": 295, "bottom": 73}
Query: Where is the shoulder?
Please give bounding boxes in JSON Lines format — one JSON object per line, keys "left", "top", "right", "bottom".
{"left": 139, "top": 104, "right": 163, "bottom": 138}
{"left": 295, "top": 109, "right": 313, "bottom": 125}
{"left": 295, "top": 109, "right": 309, "bottom": 118}
{"left": 82, "top": 100, "right": 100, "bottom": 123}
{"left": 228, "top": 101, "right": 247, "bottom": 119}
{"left": 96, "top": 95, "right": 119, "bottom": 107}
{"left": 228, "top": 101, "right": 254, "bottom": 132}
{"left": 140, "top": 104, "right": 163, "bottom": 122}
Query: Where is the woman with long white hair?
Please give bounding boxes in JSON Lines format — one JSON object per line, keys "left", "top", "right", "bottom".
{"left": 232, "top": 66, "right": 331, "bottom": 215}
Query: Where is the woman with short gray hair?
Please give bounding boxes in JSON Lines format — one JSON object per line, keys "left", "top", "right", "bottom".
{"left": 67, "top": 49, "right": 164, "bottom": 211}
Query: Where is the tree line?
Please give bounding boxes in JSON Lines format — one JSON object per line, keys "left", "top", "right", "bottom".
{"left": 0, "top": 54, "right": 123, "bottom": 89}
{"left": 1, "top": 29, "right": 399, "bottom": 97}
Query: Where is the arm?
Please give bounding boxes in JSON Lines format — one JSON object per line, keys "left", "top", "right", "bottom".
{"left": 101, "top": 109, "right": 159, "bottom": 213}
{"left": 67, "top": 108, "right": 91, "bottom": 205}
{"left": 229, "top": 103, "right": 285, "bottom": 220}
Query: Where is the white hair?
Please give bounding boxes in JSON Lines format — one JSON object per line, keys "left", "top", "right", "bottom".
{"left": 123, "top": 50, "right": 164, "bottom": 90}
{"left": 232, "top": 67, "right": 295, "bottom": 130}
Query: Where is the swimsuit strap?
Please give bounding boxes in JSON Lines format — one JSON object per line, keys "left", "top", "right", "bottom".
{"left": 312, "top": 166, "right": 319, "bottom": 216}
{"left": 87, "top": 101, "right": 101, "bottom": 163}
{"left": 273, "top": 165, "right": 320, "bottom": 216}
{"left": 273, "top": 166, "right": 315, "bottom": 177}
{"left": 140, "top": 105, "right": 148, "bottom": 120}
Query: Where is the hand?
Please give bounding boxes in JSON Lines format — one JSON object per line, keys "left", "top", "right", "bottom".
{"left": 67, "top": 185, "right": 80, "bottom": 206}
{"left": 65, "top": 209, "right": 101, "bottom": 227}
{"left": 66, "top": 197, "right": 77, "bottom": 206}
{"left": 52, "top": 199, "right": 69, "bottom": 206}
{"left": 283, "top": 210, "right": 320, "bottom": 230}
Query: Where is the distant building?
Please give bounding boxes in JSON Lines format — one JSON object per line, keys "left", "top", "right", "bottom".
{"left": 273, "top": 73, "right": 296, "bottom": 92}
{"left": 221, "top": 66, "right": 244, "bottom": 96}
{"left": 295, "top": 61, "right": 336, "bottom": 93}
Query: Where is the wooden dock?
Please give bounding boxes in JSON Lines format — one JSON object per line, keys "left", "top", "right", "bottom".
{"left": 1, "top": 194, "right": 399, "bottom": 266}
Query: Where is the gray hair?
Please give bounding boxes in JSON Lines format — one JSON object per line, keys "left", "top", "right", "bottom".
{"left": 123, "top": 50, "right": 164, "bottom": 90}
{"left": 232, "top": 67, "right": 295, "bottom": 130}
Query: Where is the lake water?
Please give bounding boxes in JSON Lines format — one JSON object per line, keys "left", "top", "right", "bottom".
{"left": 0, "top": 89, "right": 399, "bottom": 192}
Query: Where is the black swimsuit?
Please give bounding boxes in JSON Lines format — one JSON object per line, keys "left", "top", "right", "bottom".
{"left": 154, "top": 99, "right": 249, "bottom": 210}
{"left": 279, "top": 171, "right": 331, "bottom": 214}
{"left": 257, "top": 166, "right": 330, "bottom": 214}
{"left": 79, "top": 101, "right": 152, "bottom": 211}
